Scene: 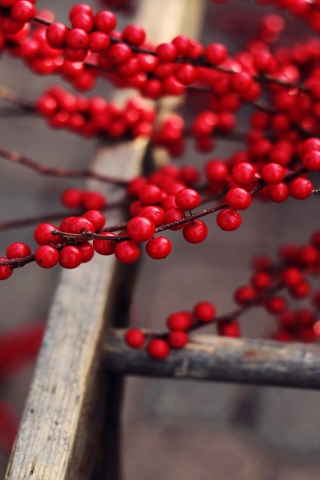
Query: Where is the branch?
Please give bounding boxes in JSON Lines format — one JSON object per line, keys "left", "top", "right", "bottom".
{"left": 0, "top": 148, "right": 128, "bottom": 187}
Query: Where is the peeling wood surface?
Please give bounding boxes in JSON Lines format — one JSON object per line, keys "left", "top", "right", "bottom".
{"left": 5, "top": 139, "right": 148, "bottom": 480}
{"left": 104, "top": 329, "right": 320, "bottom": 389}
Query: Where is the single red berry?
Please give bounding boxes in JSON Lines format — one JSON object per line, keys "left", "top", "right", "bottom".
{"left": 231, "top": 162, "right": 255, "bottom": 186}
{"left": 172, "top": 35, "right": 191, "bottom": 55}
{"left": 0, "top": 16, "right": 25, "bottom": 34}
{"left": 6, "top": 242, "right": 31, "bottom": 259}
{"left": 225, "top": 187, "right": 251, "bottom": 210}
{"left": 146, "top": 236, "right": 172, "bottom": 259}
{"left": 77, "top": 242, "right": 94, "bottom": 263}
{"left": 156, "top": 43, "right": 177, "bottom": 62}
{"left": 265, "top": 296, "right": 287, "bottom": 314}
{"left": 168, "top": 331, "right": 188, "bottom": 349}
{"left": 205, "top": 159, "right": 228, "bottom": 183}
{"left": 127, "top": 216, "right": 155, "bottom": 242}
{"left": 234, "top": 285, "right": 257, "bottom": 305}
{"left": 166, "top": 311, "right": 193, "bottom": 330}
{"left": 59, "top": 246, "right": 83, "bottom": 269}
{"left": 83, "top": 210, "right": 106, "bottom": 231}
{"left": 163, "top": 208, "right": 185, "bottom": 230}
{"left": 289, "top": 281, "right": 311, "bottom": 299}
{"left": 94, "top": 10, "right": 117, "bottom": 33}
{"left": 230, "top": 72, "right": 253, "bottom": 93}
{"left": 59, "top": 216, "right": 76, "bottom": 233}
{"left": 205, "top": 43, "right": 227, "bottom": 65}
{"left": 218, "top": 320, "right": 241, "bottom": 337}
{"left": 34, "top": 245, "right": 59, "bottom": 269}
{"left": 289, "top": 177, "right": 313, "bottom": 200}
{"left": 179, "top": 165, "right": 200, "bottom": 185}
{"left": 216, "top": 209, "right": 242, "bottom": 231}
{"left": 147, "top": 338, "right": 170, "bottom": 360}
{"left": 107, "top": 43, "right": 132, "bottom": 65}
{"left": 138, "top": 184, "right": 163, "bottom": 206}
{"left": 93, "top": 232, "right": 116, "bottom": 255}
{"left": 46, "top": 22, "right": 68, "bottom": 48}
{"left": 69, "top": 4, "right": 94, "bottom": 21}
{"left": 61, "top": 188, "right": 82, "bottom": 209}
{"left": 68, "top": 217, "right": 95, "bottom": 234}
{"left": 251, "top": 272, "right": 272, "bottom": 290}
{"left": 11, "top": 1, "right": 36, "bottom": 23}
{"left": 0, "top": 258, "right": 13, "bottom": 280}
{"left": 183, "top": 220, "right": 208, "bottom": 244}
{"left": 302, "top": 150, "right": 320, "bottom": 171}
{"left": 66, "top": 28, "right": 89, "bottom": 50}
{"left": 114, "top": 240, "right": 140, "bottom": 264}
{"left": 71, "top": 13, "right": 94, "bottom": 32}
{"left": 301, "top": 138, "right": 320, "bottom": 154}
{"left": 138, "top": 206, "right": 164, "bottom": 226}
{"left": 281, "top": 267, "right": 303, "bottom": 287}
{"left": 299, "top": 245, "right": 318, "bottom": 264}
{"left": 261, "top": 163, "right": 285, "bottom": 184}
{"left": 34, "top": 223, "right": 59, "bottom": 245}
{"left": 193, "top": 301, "right": 216, "bottom": 322}
{"left": 268, "top": 183, "right": 289, "bottom": 203}
{"left": 175, "top": 188, "right": 200, "bottom": 210}
{"left": 89, "top": 31, "right": 110, "bottom": 52}
{"left": 125, "top": 328, "right": 145, "bottom": 348}
{"left": 81, "top": 190, "right": 107, "bottom": 210}
{"left": 122, "top": 24, "right": 145, "bottom": 45}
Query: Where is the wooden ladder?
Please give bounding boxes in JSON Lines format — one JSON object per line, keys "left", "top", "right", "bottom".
{"left": 5, "top": 1, "right": 320, "bottom": 479}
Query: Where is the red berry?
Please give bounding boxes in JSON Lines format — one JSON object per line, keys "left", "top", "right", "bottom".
{"left": 193, "top": 301, "right": 216, "bottom": 322}
{"left": 156, "top": 43, "right": 177, "bottom": 62}
{"left": 139, "top": 206, "right": 164, "bottom": 226}
{"left": 6, "top": 242, "right": 31, "bottom": 259}
{"left": 11, "top": 1, "right": 36, "bottom": 23}
{"left": 114, "top": 240, "right": 140, "bottom": 264}
{"left": 125, "top": 328, "right": 145, "bottom": 348}
{"left": 175, "top": 188, "right": 200, "bottom": 210}
{"left": 218, "top": 320, "right": 241, "bottom": 337}
{"left": 205, "top": 43, "right": 227, "bottom": 65}
{"left": 290, "top": 281, "right": 311, "bottom": 299}
{"left": 230, "top": 72, "right": 253, "bottom": 93}
{"left": 89, "top": 31, "right": 110, "bottom": 52}
{"left": 265, "top": 296, "right": 287, "bottom": 314}
{"left": 234, "top": 285, "right": 257, "bottom": 305}
{"left": 61, "top": 188, "right": 82, "bottom": 209}
{"left": 34, "top": 245, "right": 59, "bottom": 268}
{"left": 68, "top": 217, "right": 95, "bottom": 234}
{"left": 163, "top": 208, "right": 185, "bottom": 230}
{"left": 168, "top": 331, "right": 188, "bottom": 349}
{"left": 107, "top": 43, "right": 132, "bottom": 65}
{"left": 147, "top": 338, "right": 170, "bottom": 360}
{"left": 216, "top": 209, "right": 242, "bottom": 231}
{"left": 77, "top": 242, "right": 94, "bottom": 263}
{"left": 166, "top": 311, "right": 193, "bottom": 330}
{"left": 205, "top": 159, "right": 228, "bottom": 183}
{"left": 138, "top": 184, "right": 163, "bottom": 206}
{"left": 261, "top": 163, "right": 285, "bottom": 184}
{"left": 127, "top": 216, "right": 155, "bottom": 242}
{"left": 0, "top": 258, "right": 13, "bottom": 280}
{"left": 251, "top": 272, "right": 272, "bottom": 290}
{"left": 231, "top": 162, "right": 255, "bottom": 186}
{"left": 281, "top": 267, "right": 303, "bottom": 286}
{"left": 94, "top": 10, "right": 117, "bottom": 33}
{"left": 83, "top": 210, "right": 106, "bottom": 231}
{"left": 289, "top": 177, "right": 313, "bottom": 200}
{"left": 93, "top": 232, "right": 116, "bottom": 255}
{"left": 66, "top": 28, "right": 89, "bottom": 50}
{"left": 146, "top": 236, "right": 172, "bottom": 259}
{"left": 302, "top": 150, "right": 320, "bottom": 171}
{"left": 122, "top": 24, "right": 145, "bottom": 46}
{"left": 59, "top": 246, "right": 82, "bottom": 269}
{"left": 225, "top": 187, "right": 251, "bottom": 210}
{"left": 34, "top": 223, "right": 58, "bottom": 245}
{"left": 46, "top": 22, "right": 70, "bottom": 48}
{"left": 69, "top": 4, "right": 94, "bottom": 21}
{"left": 81, "top": 190, "right": 107, "bottom": 210}
{"left": 71, "top": 13, "right": 94, "bottom": 32}
{"left": 59, "top": 216, "right": 76, "bottom": 233}
{"left": 183, "top": 220, "right": 208, "bottom": 244}
{"left": 268, "top": 183, "right": 289, "bottom": 203}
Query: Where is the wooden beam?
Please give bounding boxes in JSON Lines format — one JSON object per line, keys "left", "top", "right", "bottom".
{"left": 104, "top": 329, "right": 320, "bottom": 390}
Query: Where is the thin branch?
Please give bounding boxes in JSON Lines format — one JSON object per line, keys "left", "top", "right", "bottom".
{"left": 0, "top": 148, "right": 128, "bottom": 187}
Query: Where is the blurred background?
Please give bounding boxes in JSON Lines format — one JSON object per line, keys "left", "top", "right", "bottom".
{"left": 1, "top": 0, "right": 320, "bottom": 478}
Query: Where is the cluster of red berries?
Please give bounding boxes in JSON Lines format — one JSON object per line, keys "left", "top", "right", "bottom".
{"left": 36, "top": 87, "right": 155, "bottom": 138}
{"left": 124, "top": 231, "right": 320, "bottom": 360}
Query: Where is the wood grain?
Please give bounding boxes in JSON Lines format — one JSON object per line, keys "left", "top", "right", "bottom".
{"left": 104, "top": 329, "right": 320, "bottom": 389}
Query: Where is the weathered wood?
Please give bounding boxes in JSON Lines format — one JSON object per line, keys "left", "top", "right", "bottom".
{"left": 5, "top": 139, "right": 148, "bottom": 480}
{"left": 104, "top": 329, "right": 320, "bottom": 389}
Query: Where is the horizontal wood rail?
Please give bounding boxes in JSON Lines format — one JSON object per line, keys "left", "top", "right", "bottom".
{"left": 104, "top": 329, "right": 320, "bottom": 389}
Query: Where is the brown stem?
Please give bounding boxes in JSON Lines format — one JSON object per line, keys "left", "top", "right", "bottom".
{"left": 0, "top": 147, "right": 128, "bottom": 187}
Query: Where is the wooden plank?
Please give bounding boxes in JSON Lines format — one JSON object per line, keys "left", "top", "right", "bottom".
{"left": 5, "top": 139, "right": 148, "bottom": 480}
{"left": 104, "top": 329, "right": 320, "bottom": 390}
{"left": 5, "top": 1, "right": 205, "bottom": 478}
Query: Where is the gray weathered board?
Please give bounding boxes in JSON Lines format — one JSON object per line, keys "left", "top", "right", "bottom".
{"left": 104, "top": 329, "right": 320, "bottom": 389}
{"left": 5, "top": 1, "right": 205, "bottom": 479}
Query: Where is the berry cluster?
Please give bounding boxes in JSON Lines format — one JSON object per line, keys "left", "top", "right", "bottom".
{"left": 36, "top": 87, "right": 155, "bottom": 138}
{"left": 125, "top": 231, "right": 320, "bottom": 360}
